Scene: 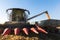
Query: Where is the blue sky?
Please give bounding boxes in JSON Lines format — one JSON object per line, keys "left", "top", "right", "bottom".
{"left": 0, "top": 0, "right": 60, "bottom": 24}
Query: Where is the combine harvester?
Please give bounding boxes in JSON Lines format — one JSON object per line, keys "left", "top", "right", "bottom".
{"left": 0, "top": 8, "right": 60, "bottom": 40}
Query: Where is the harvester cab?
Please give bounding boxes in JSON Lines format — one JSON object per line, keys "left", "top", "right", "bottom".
{"left": 6, "top": 8, "right": 30, "bottom": 24}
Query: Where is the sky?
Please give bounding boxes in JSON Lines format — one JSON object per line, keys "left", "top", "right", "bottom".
{"left": 0, "top": 0, "right": 60, "bottom": 24}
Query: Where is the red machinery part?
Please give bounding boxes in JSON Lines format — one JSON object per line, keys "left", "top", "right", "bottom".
{"left": 23, "top": 28, "right": 28, "bottom": 35}
{"left": 1, "top": 25, "right": 48, "bottom": 35}
{"left": 30, "top": 27, "right": 39, "bottom": 34}
{"left": 36, "top": 25, "right": 48, "bottom": 34}
{"left": 2, "top": 28, "right": 11, "bottom": 35}
{"left": 14, "top": 28, "right": 20, "bottom": 35}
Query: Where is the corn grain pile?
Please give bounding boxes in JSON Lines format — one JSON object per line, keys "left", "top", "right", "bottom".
{"left": 0, "top": 35, "right": 39, "bottom": 40}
